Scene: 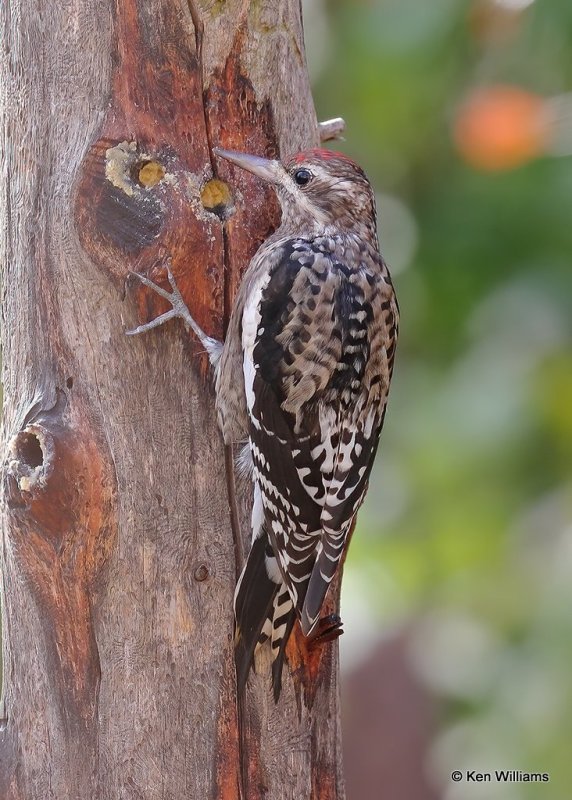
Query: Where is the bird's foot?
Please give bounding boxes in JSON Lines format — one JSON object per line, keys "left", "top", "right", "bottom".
{"left": 126, "top": 264, "right": 222, "bottom": 365}
{"left": 308, "top": 613, "right": 344, "bottom": 647}
{"left": 126, "top": 264, "right": 197, "bottom": 335}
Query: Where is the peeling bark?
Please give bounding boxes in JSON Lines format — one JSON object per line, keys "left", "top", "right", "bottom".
{"left": 0, "top": 1, "right": 345, "bottom": 798}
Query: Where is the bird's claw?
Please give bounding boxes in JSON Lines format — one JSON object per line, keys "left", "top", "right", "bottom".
{"left": 308, "top": 613, "right": 344, "bottom": 647}
{"left": 125, "top": 265, "right": 223, "bottom": 365}
{"left": 125, "top": 266, "right": 192, "bottom": 336}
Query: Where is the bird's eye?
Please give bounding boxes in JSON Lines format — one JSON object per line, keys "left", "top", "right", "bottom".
{"left": 293, "top": 168, "right": 312, "bottom": 186}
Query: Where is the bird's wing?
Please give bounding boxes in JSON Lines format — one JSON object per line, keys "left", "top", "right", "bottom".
{"left": 243, "top": 237, "right": 398, "bottom": 633}
{"left": 301, "top": 269, "right": 398, "bottom": 632}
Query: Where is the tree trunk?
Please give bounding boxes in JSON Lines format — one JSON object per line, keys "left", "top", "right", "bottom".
{"left": 0, "top": 1, "right": 346, "bottom": 798}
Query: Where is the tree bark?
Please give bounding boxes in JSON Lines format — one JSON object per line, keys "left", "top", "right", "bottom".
{"left": 0, "top": 1, "right": 345, "bottom": 798}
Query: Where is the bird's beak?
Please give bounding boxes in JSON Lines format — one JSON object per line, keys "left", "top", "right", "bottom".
{"left": 213, "top": 147, "right": 282, "bottom": 185}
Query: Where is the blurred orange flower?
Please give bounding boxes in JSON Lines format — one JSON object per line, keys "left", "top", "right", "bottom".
{"left": 453, "top": 85, "right": 548, "bottom": 170}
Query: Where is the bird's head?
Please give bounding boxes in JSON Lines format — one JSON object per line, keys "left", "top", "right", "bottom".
{"left": 213, "top": 147, "right": 377, "bottom": 239}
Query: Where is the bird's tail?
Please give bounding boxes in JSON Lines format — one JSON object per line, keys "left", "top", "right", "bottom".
{"left": 269, "top": 587, "right": 297, "bottom": 702}
{"left": 234, "top": 525, "right": 298, "bottom": 700}
{"left": 234, "top": 524, "right": 280, "bottom": 694}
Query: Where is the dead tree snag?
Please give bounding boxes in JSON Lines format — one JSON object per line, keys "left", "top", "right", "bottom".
{"left": 0, "top": 1, "right": 345, "bottom": 798}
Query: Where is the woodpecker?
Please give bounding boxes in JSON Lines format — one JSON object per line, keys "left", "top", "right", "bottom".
{"left": 128, "top": 146, "right": 399, "bottom": 701}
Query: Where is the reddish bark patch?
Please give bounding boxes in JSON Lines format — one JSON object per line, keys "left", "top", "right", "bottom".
{"left": 5, "top": 390, "right": 117, "bottom": 724}
{"left": 74, "top": 0, "right": 225, "bottom": 365}
{"left": 205, "top": 26, "right": 281, "bottom": 322}
{"left": 283, "top": 567, "right": 344, "bottom": 712}
{"left": 214, "top": 651, "right": 241, "bottom": 800}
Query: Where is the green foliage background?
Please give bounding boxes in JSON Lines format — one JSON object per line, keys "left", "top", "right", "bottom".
{"left": 307, "top": 0, "right": 572, "bottom": 796}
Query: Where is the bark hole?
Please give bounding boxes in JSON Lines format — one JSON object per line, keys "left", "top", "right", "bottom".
{"left": 16, "top": 432, "right": 44, "bottom": 469}
{"left": 7, "top": 425, "right": 54, "bottom": 497}
{"left": 200, "top": 178, "right": 233, "bottom": 220}
{"left": 132, "top": 159, "right": 165, "bottom": 188}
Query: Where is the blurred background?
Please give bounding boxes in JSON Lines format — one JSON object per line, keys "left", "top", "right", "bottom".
{"left": 303, "top": 1, "right": 572, "bottom": 798}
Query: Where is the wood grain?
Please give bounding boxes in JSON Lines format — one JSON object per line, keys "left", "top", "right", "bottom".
{"left": 0, "top": 1, "right": 345, "bottom": 797}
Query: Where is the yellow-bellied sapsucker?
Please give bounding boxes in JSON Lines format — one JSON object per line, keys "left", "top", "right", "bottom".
{"left": 128, "top": 147, "right": 399, "bottom": 701}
